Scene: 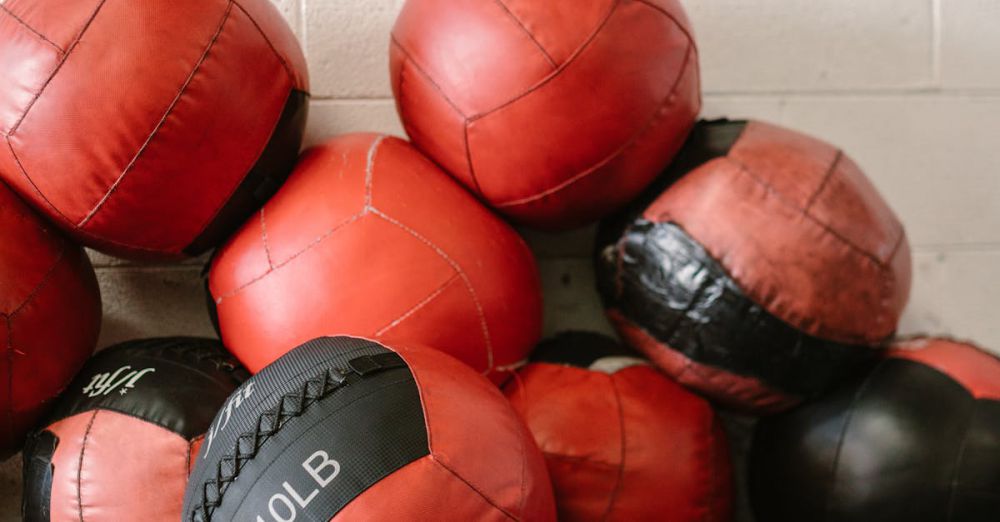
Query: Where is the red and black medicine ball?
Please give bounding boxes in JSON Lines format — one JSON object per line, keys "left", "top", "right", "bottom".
{"left": 1, "top": 182, "right": 101, "bottom": 458}
{"left": 504, "top": 332, "right": 733, "bottom": 521}
{"left": 596, "top": 119, "right": 912, "bottom": 412}
{"left": 208, "top": 134, "right": 542, "bottom": 382}
{"left": 750, "top": 337, "right": 1000, "bottom": 521}
{"left": 0, "top": 0, "right": 308, "bottom": 259}
{"left": 22, "top": 338, "right": 248, "bottom": 521}
{"left": 391, "top": 0, "right": 700, "bottom": 229}
{"left": 183, "top": 336, "right": 556, "bottom": 521}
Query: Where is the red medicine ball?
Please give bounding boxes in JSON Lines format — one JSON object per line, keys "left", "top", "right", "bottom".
{"left": 0, "top": 0, "right": 308, "bottom": 259}
{"left": 504, "top": 332, "right": 733, "bottom": 522}
{"left": 751, "top": 337, "right": 1000, "bottom": 521}
{"left": 184, "top": 336, "right": 556, "bottom": 521}
{"left": 1, "top": 182, "right": 100, "bottom": 458}
{"left": 596, "top": 119, "right": 912, "bottom": 412}
{"left": 22, "top": 338, "right": 248, "bottom": 521}
{"left": 391, "top": 0, "right": 700, "bottom": 229}
{"left": 208, "top": 133, "right": 542, "bottom": 382}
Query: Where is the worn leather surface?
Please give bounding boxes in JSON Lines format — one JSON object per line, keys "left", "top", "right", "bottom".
{"left": 596, "top": 119, "right": 909, "bottom": 412}
{"left": 184, "top": 336, "right": 555, "bottom": 521}
{"left": 208, "top": 134, "right": 542, "bottom": 383}
{"left": 0, "top": 182, "right": 100, "bottom": 458}
{"left": 22, "top": 338, "right": 245, "bottom": 522}
{"left": 390, "top": 0, "right": 700, "bottom": 229}
{"left": 505, "top": 332, "right": 732, "bottom": 522}
{"left": 751, "top": 338, "right": 1000, "bottom": 522}
{"left": 0, "top": 0, "right": 308, "bottom": 259}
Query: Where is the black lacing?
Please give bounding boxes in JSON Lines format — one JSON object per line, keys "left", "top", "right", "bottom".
{"left": 189, "top": 353, "right": 405, "bottom": 522}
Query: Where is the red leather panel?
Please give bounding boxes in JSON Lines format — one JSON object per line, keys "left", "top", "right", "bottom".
{"left": 644, "top": 121, "right": 910, "bottom": 344}
{"left": 45, "top": 410, "right": 192, "bottom": 521}
{"left": 395, "top": 342, "right": 556, "bottom": 521}
{"left": 210, "top": 134, "right": 542, "bottom": 381}
{"left": 610, "top": 310, "right": 798, "bottom": 412}
{"left": 392, "top": 0, "right": 700, "bottom": 229}
{"left": 0, "top": 182, "right": 100, "bottom": 457}
{"left": 332, "top": 456, "right": 515, "bottom": 522}
{"left": 0, "top": 0, "right": 307, "bottom": 258}
{"left": 890, "top": 337, "right": 1000, "bottom": 401}
{"left": 505, "top": 359, "right": 732, "bottom": 521}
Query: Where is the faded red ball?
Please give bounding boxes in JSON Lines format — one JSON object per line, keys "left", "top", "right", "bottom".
{"left": 1, "top": 182, "right": 100, "bottom": 458}
{"left": 0, "top": 0, "right": 309, "bottom": 259}
{"left": 208, "top": 134, "right": 542, "bottom": 382}
{"left": 505, "top": 332, "right": 733, "bottom": 521}
{"left": 391, "top": 0, "right": 700, "bottom": 229}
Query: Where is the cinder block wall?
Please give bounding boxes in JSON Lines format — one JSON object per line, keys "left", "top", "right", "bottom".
{"left": 2, "top": 1, "right": 998, "bottom": 519}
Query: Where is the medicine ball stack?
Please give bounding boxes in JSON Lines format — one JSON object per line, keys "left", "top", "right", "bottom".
{"left": 0, "top": 0, "right": 996, "bottom": 520}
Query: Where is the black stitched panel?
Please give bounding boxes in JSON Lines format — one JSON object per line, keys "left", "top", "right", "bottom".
{"left": 184, "top": 88, "right": 309, "bottom": 256}
{"left": 751, "top": 359, "right": 999, "bottom": 522}
{"left": 595, "top": 219, "right": 876, "bottom": 399}
{"left": 183, "top": 336, "right": 430, "bottom": 522}
{"left": 39, "top": 337, "right": 247, "bottom": 440}
{"left": 21, "top": 430, "right": 56, "bottom": 522}
{"left": 531, "top": 331, "right": 640, "bottom": 369}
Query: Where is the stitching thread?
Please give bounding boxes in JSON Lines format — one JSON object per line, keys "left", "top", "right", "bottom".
{"left": 78, "top": 1, "right": 236, "bottom": 227}
{"left": 0, "top": 5, "right": 64, "bottom": 53}
{"left": 463, "top": 121, "right": 485, "bottom": 196}
{"left": 804, "top": 150, "right": 843, "bottom": 212}
{"left": 433, "top": 457, "right": 518, "bottom": 521}
{"left": 231, "top": 0, "right": 298, "bottom": 85}
{"left": 259, "top": 209, "right": 274, "bottom": 269}
{"left": 77, "top": 410, "right": 100, "bottom": 522}
{"left": 491, "top": 0, "right": 557, "bottom": 68}
{"left": 9, "top": 245, "right": 67, "bottom": 318}
{"left": 374, "top": 273, "right": 460, "bottom": 337}
{"left": 390, "top": 36, "right": 467, "bottom": 118}
{"left": 600, "top": 375, "right": 628, "bottom": 521}
{"left": 494, "top": 43, "right": 698, "bottom": 208}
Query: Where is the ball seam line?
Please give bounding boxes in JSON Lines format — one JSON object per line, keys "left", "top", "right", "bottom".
{"left": 76, "top": 409, "right": 100, "bottom": 522}
{"left": 231, "top": 0, "right": 299, "bottom": 86}
{"left": 77, "top": 1, "right": 237, "bottom": 228}
{"left": 389, "top": 36, "right": 467, "bottom": 118}
{"left": 373, "top": 273, "right": 461, "bottom": 337}
{"left": 0, "top": 4, "right": 64, "bottom": 54}
{"left": 490, "top": 0, "right": 558, "bottom": 68}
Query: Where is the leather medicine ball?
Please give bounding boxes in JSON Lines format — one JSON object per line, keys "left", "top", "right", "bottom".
{"left": 183, "top": 336, "right": 556, "bottom": 521}
{"left": 504, "top": 332, "right": 733, "bottom": 522}
{"left": 596, "top": 119, "right": 912, "bottom": 412}
{"left": 21, "top": 338, "right": 248, "bottom": 521}
{"left": 208, "top": 133, "right": 542, "bottom": 382}
{"left": 0, "top": 0, "right": 309, "bottom": 259}
{"left": 391, "top": 0, "right": 700, "bottom": 229}
{"left": 750, "top": 337, "right": 1000, "bottom": 522}
{"left": 1, "top": 182, "right": 101, "bottom": 458}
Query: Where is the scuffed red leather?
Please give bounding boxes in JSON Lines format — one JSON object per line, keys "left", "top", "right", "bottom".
{"left": 0, "top": 0, "right": 308, "bottom": 258}
{"left": 390, "top": 0, "right": 700, "bottom": 230}
{"left": 45, "top": 409, "right": 195, "bottom": 521}
{"left": 644, "top": 121, "right": 911, "bottom": 345}
{"left": 890, "top": 337, "right": 1000, "bottom": 401}
{"left": 609, "top": 310, "right": 799, "bottom": 413}
{"left": 337, "top": 341, "right": 556, "bottom": 521}
{"left": 505, "top": 357, "right": 732, "bottom": 521}
{"left": 209, "top": 134, "right": 542, "bottom": 382}
{"left": 0, "top": 182, "right": 100, "bottom": 458}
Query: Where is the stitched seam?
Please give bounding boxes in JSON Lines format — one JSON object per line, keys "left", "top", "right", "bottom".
{"left": 600, "top": 375, "right": 627, "bottom": 521}
{"left": 231, "top": 0, "right": 298, "bottom": 85}
{"left": 730, "top": 160, "right": 888, "bottom": 269}
{"left": 824, "top": 363, "right": 881, "bottom": 519}
{"left": 7, "top": 135, "right": 73, "bottom": 224}
{"left": 9, "top": 245, "right": 67, "bottom": 318}
{"left": 77, "top": 410, "right": 100, "bottom": 522}
{"left": 390, "top": 36, "right": 467, "bottom": 118}
{"left": 364, "top": 135, "right": 385, "bottom": 208}
{"left": 804, "top": 150, "right": 842, "bottom": 212}
{"left": 374, "top": 274, "right": 459, "bottom": 337}
{"left": 494, "top": 43, "right": 698, "bottom": 208}
{"left": 78, "top": 1, "right": 235, "bottom": 227}
{"left": 370, "top": 208, "right": 496, "bottom": 373}
{"left": 0, "top": 5, "right": 64, "bottom": 53}
{"left": 259, "top": 209, "right": 274, "bottom": 269}
{"left": 469, "top": 0, "right": 621, "bottom": 121}
{"left": 633, "top": 0, "right": 699, "bottom": 55}
{"left": 9, "top": 0, "right": 108, "bottom": 135}
{"left": 492, "top": 0, "right": 556, "bottom": 67}
{"left": 463, "top": 121, "right": 485, "bottom": 196}
{"left": 433, "top": 457, "right": 518, "bottom": 521}
{"left": 213, "top": 211, "right": 364, "bottom": 303}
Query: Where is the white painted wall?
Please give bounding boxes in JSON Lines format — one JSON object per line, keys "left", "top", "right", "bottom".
{"left": 2, "top": 1, "right": 998, "bottom": 519}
